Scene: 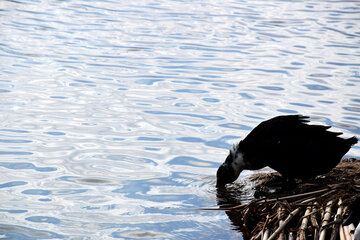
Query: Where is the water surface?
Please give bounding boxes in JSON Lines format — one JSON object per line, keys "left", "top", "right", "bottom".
{"left": 0, "top": 0, "right": 359, "bottom": 239}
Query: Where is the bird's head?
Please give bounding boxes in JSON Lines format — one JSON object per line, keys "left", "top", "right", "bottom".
{"left": 216, "top": 145, "right": 244, "bottom": 188}
{"left": 216, "top": 162, "right": 237, "bottom": 188}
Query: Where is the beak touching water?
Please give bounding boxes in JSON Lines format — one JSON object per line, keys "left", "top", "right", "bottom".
{"left": 216, "top": 163, "right": 238, "bottom": 188}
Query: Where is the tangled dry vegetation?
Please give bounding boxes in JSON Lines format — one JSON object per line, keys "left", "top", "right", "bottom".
{"left": 206, "top": 158, "right": 360, "bottom": 240}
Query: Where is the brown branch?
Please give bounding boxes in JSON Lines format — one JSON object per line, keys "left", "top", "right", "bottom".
{"left": 330, "top": 198, "right": 343, "bottom": 240}
{"left": 297, "top": 205, "right": 312, "bottom": 240}
{"left": 267, "top": 207, "right": 302, "bottom": 240}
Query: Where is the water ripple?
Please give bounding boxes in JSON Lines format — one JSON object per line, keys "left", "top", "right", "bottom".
{"left": 0, "top": 0, "right": 359, "bottom": 239}
{"left": 144, "top": 110, "right": 225, "bottom": 121}
{"left": 0, "top": 224, "right": 64, "bottom": 239}
{"left": 0, "top": 162, "right": 57, "bottom": 172}
{"left": 0, "top": 181, "right": 27, "bottom": 188}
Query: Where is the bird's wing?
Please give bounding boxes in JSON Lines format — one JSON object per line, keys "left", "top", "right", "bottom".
{"left": 241, "top": 115, "right": 310, "bottom": 148}
{"left": 240, "top": 115, "right": 346, "bottom": 177}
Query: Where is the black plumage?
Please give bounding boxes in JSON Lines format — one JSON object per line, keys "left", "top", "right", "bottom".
{"left": 216, "top": 115, "right": 358, "bottom": 188}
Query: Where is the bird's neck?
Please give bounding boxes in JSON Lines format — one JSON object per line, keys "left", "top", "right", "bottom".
{"left": 231, "top": 151, "right": 246, "bottom": 177}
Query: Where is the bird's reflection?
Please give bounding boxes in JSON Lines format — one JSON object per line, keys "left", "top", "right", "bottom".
{"left": 215, "top": 175, "right": 291, "bottom": 239}
{"left": 215, "top": 184, "right": 255, "bottom": 239}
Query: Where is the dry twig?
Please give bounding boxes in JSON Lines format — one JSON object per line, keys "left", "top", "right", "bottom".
{"left": 319, "top": 200, "right": 335, "bottom": 240}
{"left": 297, "top": 205, "right": 311, "bottom": 240}
{"left": 267, "top": 207, "right": 301, "bottom": 240}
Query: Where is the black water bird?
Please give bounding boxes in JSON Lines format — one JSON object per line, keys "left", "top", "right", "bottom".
{"left": 216, "top": 115, "right": 358, "bottom": 188}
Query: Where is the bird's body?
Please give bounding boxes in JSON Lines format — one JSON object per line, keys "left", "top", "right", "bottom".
{"left": 216, "top": 115, "right": 358, "bottom": 188}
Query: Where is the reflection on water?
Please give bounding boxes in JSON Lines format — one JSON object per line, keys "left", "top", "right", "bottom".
{"left": 0, "top": 0, "right": 359, "bottom": 239}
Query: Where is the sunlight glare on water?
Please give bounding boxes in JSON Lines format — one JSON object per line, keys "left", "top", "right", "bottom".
{"left": 0, "top": 0, "right": 359, "bottom": 239}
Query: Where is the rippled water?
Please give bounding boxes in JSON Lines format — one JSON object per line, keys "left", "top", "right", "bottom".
{"left": 1, "top": 0, "right": 359, "bottom": 239}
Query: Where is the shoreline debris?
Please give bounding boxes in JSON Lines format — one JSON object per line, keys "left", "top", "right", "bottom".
{"left": 204, "top": 158, "right": 360, "bottom": 240}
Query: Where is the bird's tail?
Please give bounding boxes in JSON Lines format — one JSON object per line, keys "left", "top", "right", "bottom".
{"left": 348, "top": 136, "right": 358, "bottom": 145}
